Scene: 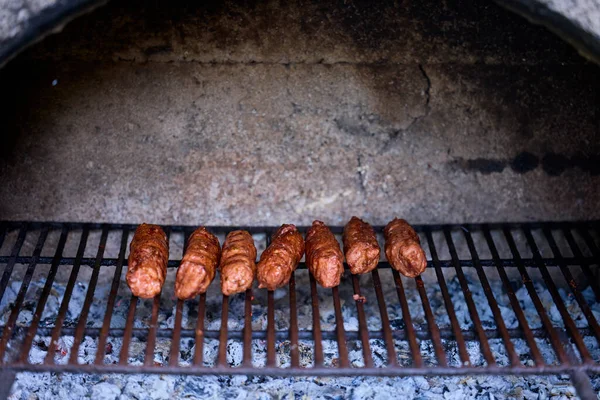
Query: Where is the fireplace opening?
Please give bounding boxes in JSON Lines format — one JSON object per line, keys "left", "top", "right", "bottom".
{"left": 0, "top": 0, "right": 599, "bottom": 398}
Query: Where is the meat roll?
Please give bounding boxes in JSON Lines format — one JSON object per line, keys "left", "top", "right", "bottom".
{"left": 257, "top": 224, "right": 304, "bottom": 291}
{"left": 175, "top": 227, "right": 221, "bottom": 300}
{"left": 127, "top": 223, "right": 169, "bottom": 299}
{"left": 384, "top": 218, "right": 427, "bottom": 277}
{"left": 305, "top": 220, "right": 344, "bottom": 288}
{"left": 219, "top": 230, "right": 257, "bottom": 296}
{"left": 343, "top": 216, "right": 380, "bottom": 274}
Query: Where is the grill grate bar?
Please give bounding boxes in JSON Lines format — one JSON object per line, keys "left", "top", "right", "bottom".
{"left": 0, "top": 223, "right": 7, "bottom": 250}
{"left": 96, "top": 228, "right": 129, "bottom": 365}
{"left": 143, "top": 295, "right": 162, "bottom": 366}
{"left": 69, "top": 227, "right": 109, "bottom": 364}
{"left": 0, "top": 223, "right": 28, "bottom": 303}
{"left": 267, "top": 290, "right": 276, "bottom": 366}
{"left": 482, "top": 226, "right": 544, "bottom": 366}
{"left": 118, "top": 295, "right": 138, "bottom": 365}
{"left": 193, "top": 293, "right": 206, "bottom": 366}
{"left": 413, "top": 274, "right": 446, "bottom": 366}
{"left": 425, "top": 230, "right": 468, "bottom": 365}
{"left": 3, "top": 323, "right": 592, "bottom": 342}
{"left": 332, "top": 286, "right": 349, "bottom": 368}
{"left": 169, "top": 299, "right": 184, "bottom": 367}
{"left": 391, "top": 270, "right": 423, "bottom": 367}
{"left": 569, "top": 370, "right": 596, "bottom": 400}
{"left": 579, "top": 226, "right": 600, "bottom": 258}
{"left": 20, "top": 227, "right": 69, "bottom": 364}
{"left": 574, "top": 226, "right": 600, "bottom": 307}
{"left": 351, "top": 274, "right": 373, "bottom": 367}
{"left": 242, "top": 289, "right": 253, "bottom": 367}
{"left": 288, "top": 273, "right": 300, "bottom": 368}
{"left": 217, "top": 295, "right": 229, "bottom": 367}
{"left": 309, "top": 273, "right": 324, "bottom": 367}
{"left": 371, "top": 269, "right": 398, "bottom": 367}
{"left": 0, "top": 227, "right": 48, "bottom": 361}
{"left": 463, "top": 228, "right": 520, "bottom": 366}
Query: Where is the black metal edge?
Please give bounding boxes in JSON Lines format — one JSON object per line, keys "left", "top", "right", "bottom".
{"left": 495, "top": 0, "right": 600, "bottom": 65}
{"left": 0, "top": 370, "right": 16, "bottom": 400}
{"left": 0, "top": 220, "right": 598, "bottom": 233}
{"left": 0, "top": 0, "right": 108, "bottom": 69}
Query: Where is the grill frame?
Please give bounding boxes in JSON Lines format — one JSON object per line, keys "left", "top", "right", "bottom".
{"left": 0, "top": 220, "right": 599, "bottom": 399}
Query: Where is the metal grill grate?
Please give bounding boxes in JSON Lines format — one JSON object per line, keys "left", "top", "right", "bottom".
{"left": 0, "top": 221, "right": 599, "bottom": 399}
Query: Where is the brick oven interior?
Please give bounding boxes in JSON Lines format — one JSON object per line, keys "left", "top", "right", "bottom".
{"left": 1, "top": 0, "right": 600, "bottom": 399}
{"left": 0, "top": 0, "right": 598, "bottom": 226}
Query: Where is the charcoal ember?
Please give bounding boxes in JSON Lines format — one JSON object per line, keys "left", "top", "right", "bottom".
{"left": 390, "top": 318, "right": 406, "bottom": 330}
{"left": 371, "top": 340, "right": 388, "bottom": 366}
{"left": 347, "top": 341, "right": 361, "bottom": 352}
{"left": 297, "top": 341, "right": 314, "bottom": 366}
{"left": 4, "top": 239, "right": 600, "bottom": 399}
{"left": 181, "top": 377, "right": 218, "bottom": 398}
{"left": 91, "top": 382, "right": 121, "bottom": 399}
{"left": 481, "top": 320, "right": 496, "bottom": 330}
{"left": 226, "top": 341, "right": 243, "bottom": 366}
{"left": 36, "top": 341, "right": 48, "bottom": 351}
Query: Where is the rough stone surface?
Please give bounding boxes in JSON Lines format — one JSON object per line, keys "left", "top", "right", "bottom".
{"left": 522, "top": 0, "right": 600, "bottom": 45}
{"left": 0, "top": 0, "right": 599, "bottom": 226}
{"left": 2, "top": 0, "right": 600, "bottom": 64}
{"left": 0, "top": 0, "right": 59, "bottom": 43}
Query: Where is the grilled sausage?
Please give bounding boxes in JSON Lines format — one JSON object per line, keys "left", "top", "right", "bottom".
{"left": 219, "top": 230, "right": 257, "bottom": 296}
{"left": 257, "top": 224, "right": 304, "bottom": 291}
{"left": 343, "top": 216, "right": 380, "bottom": 274}
{"left": 305, "top": 220, "right": 344, "bottom": 288}
{"left": 384, "top": 218, "right": 427, "bottom": 277}
{"left": 175, "top": 227, "right": 221, "bottom": 300}
{"left": 127, "top": 224, "right": 169, "bottom": 299}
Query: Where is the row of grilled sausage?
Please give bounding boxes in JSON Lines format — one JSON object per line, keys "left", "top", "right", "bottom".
{"left": 126, "top": 217, "right": 427, "bottom": 299}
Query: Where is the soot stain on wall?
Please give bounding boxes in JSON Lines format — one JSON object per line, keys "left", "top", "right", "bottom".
{"left": 452, "top": 152, "right": 600, "bottom": 176}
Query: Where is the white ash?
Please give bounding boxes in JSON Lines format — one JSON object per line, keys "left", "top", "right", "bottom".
{"left": 2, "top": 265, "right": 600, "bottom": 399}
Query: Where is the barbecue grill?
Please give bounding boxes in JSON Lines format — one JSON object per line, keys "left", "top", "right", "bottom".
{"left": 1, "top": 0, "right": 599, "bottom": 397}
{"left": 1, "top": 221, "right": 599, "bottom": 399}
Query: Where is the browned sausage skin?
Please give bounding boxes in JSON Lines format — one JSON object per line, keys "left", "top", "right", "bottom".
{"left": 127, "top": 223, "right": 169, "bottom": 299}
{"left": 305, "top": 220, "right": 344, "bottom": 288}
{"left": 343, "top": 216, "right": 380, "bottom": 275}
{"left": 384, "top": 218, "right": 427, "bottom": 278}
{"left": 257, "top": 224, "right": 304, "bottom": 291}
{"left": 175, "top": 227, "right": 221, "bottom": 300}
{"left": 219, "top": 230, "right": 257, "bottom": 296}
